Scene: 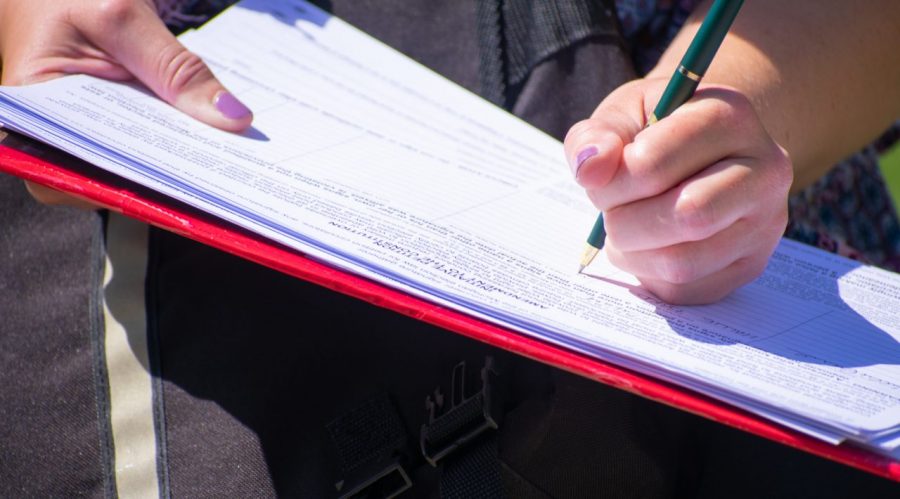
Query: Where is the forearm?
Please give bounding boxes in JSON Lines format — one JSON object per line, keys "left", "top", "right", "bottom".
{"left": 647, "top": 0, "right": 900, "bottom": 191}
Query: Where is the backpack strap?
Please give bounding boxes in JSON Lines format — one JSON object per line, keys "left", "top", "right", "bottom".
{"left": 325, "top": 358, "right": 505, "bottom": 498}
{"left": 475, "top": 0, "right": 624, "bottom": 110}
{"left": 327, "top": 395, "right": 413, "bottom": 498}
{"left": 420, "top": 358, "right": 504, "bottom": 499}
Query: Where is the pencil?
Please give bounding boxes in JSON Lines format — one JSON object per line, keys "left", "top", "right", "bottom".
{"left": 578, "top": 0, "right": 745, "bottom": 273}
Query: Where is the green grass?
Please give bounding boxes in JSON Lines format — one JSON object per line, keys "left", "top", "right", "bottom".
{"left": 880, "top": 142, "right": 900, "bottom": 205}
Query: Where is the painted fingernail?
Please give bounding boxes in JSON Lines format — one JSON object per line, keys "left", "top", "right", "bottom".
{"left": 573, "top": 145, "right": 599, "bottom": 178}
{"left": 214, "top": 91, "right": 251, "bottom": 120}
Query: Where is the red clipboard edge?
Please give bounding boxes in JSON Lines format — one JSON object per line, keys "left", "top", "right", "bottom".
{"left": 1, "top": 142, "right": 898, "bottom": 482}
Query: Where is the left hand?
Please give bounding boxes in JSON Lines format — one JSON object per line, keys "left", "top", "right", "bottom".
{"left": 564, "top": 77, "right": 793, "bottom": 304}
{"left": 0, "top": 0, "right": 253, "bottom": 208}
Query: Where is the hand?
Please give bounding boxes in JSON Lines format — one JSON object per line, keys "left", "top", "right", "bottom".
{"left": 565, "top": 78, "right": 792, "bottom": 305}
{"left": 0, "top": 0, "right": 253, "bottom": 207}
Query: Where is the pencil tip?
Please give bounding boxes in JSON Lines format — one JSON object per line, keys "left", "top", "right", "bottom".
{"left": 579, "top": 245, "right": 600, "bottom": 273}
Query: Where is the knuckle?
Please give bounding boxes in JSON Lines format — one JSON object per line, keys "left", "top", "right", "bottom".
{"left": 626, "top": 138, "right": 666, "bottom": 193}
{"left": 770, "top": 147, "right": 794, "bottom": 191}
{"left": 672, "top": 188, "right": 716, "bottom": 240}
{"left": 723, "top": 90, "right": 755, "bottom": 117}
{"left": 654, "top": 246, "right": 698, "bottom": 285}
{"left": 626, "top": 136, "right": 654, "bottom": 168}
{"left": 703, "top": 89, "right": 756, "bottom": 134}
{"left": 761, "top": 176, "right": 791, "bottom": 230}
{"left": 752, "top": 146, "right": 793, "bottom": 214}
{"left": 564, "top": 119, "right": 595, "bottom": 144}
{"left": 96, "top": 0, "right": 138, "bottom": 26}
{"left": 155, "top": 44, "right": 208, "bottom": 100}
{"left": 772, "top": 207, "right": 789, "bottom": 233}
{"left": 706, "top": 96, "right": 741, "bottom": 123}
{"left": 758, "top": 201, "right": 790, "bottom": 242}
{"left": 710, "top": 92, "right": 756, "bottom": 130}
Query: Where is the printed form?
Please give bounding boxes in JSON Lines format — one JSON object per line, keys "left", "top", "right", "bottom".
{"left": 1, "top": 0, "right": 900, "bottom": 453}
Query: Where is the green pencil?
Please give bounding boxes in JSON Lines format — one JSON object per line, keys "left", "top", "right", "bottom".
{"left": 578, "top": 0, "right": 744, "bottom": 272}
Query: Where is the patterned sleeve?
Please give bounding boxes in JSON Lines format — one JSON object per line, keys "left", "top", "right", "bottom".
{"left": 615, "top": 0, "right": 701, "bottom": 75}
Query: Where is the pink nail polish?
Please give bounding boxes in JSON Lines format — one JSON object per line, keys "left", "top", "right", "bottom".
{"left": 214, "top": 91, "right": 251, "bottom": 120}
{"left": 574, "top": 146, "right": 598, "bottom": 177}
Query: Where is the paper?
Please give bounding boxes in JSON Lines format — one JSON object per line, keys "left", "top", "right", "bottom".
{"left": 1, "top": 0, "right": 899, "bottom": 453}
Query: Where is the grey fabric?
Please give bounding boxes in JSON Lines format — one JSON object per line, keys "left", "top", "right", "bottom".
{"left": 323, "top": 0, "right": 482, "bottom": 96}
{"left": 0, "top": 170, "right": 112, "bottom": 497}
{"left": 510, "top": 38, "right": 636, "bottom": 140}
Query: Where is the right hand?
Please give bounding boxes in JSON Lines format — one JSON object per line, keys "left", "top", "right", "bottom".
{"left": 564, "top": 78, "right": 792, "bottom": 305}
{"left": 0, "top": 0, "right": 253, "bottom": 207}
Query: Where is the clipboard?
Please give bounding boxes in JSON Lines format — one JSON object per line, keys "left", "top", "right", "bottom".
{"left": 2, "top": 129, "right": 898, "bottom": 482}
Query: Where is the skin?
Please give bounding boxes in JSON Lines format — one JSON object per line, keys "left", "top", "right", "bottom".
{"left": 3, "top": 0, "right": 898, "bottom": 304}
{"left": 564, "top": 0, "right": 900, "bottom": 304}
{"left": 0, "top": 0, "right": 253, "bottom": 206}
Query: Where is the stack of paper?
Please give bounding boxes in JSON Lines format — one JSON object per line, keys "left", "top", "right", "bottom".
{"left": 2, "top": 0, "right": 900, "bottom": 456}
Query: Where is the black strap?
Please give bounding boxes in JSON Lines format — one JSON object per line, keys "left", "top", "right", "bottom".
{"left": 327, "top": 397, "right": 406, "bottom": 474}
{"left": 419, "top": 358, "right": 505, "bottom": 499}
{"left": 327, "top": 396, "right": 412, "bottom": 498}
{"left": 475, "top": 0, "right": 620, "bottom": 109}
{"left": 440, "top": 436, "right": 503, "bottom": 499}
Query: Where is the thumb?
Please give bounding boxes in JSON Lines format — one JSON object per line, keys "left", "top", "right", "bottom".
{"left": 564, "top": 118, "right": 626, "bottom": 189}
{"left": 563, "top": 81, "right": 650, "bottom": 190}
{"left": 89, "top": 1, "right": 252, "bottom": 132}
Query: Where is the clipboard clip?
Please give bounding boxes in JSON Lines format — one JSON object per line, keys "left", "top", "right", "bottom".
{"left": 420, "top": 357, "right": 500, "bottom": 467}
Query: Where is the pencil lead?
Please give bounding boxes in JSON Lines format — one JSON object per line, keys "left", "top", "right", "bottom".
{"left": 579, "top": 245, "right": 599, "bottom": 274}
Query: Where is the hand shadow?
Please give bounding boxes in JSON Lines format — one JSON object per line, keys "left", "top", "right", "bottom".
{"left": 607, "top": 252, "right": 900, "bottom": 369}
{"left": 237, "top": 0, "right": 332, "bottom": 31}
{"left": 240, "top": 126, "right": 270, "bottom": 142}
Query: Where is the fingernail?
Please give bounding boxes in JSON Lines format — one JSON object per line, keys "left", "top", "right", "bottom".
{"left": 214, "top": 91, "right": 251, "bottom": 120}
{"left": 573, "top": 145, "right": 599, "bottom": 178}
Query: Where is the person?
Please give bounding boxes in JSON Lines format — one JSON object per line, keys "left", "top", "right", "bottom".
{"left": 1, "top": 0, "right": 898, "bottom": 496}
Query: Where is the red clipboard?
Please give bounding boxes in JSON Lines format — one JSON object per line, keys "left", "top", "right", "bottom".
{"left": 2, "top": 130, "right": 898, "bottom": 482}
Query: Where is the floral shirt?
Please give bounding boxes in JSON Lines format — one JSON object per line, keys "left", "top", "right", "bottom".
{"left": 156, "top": 0, "right": 900, "bottom": 271}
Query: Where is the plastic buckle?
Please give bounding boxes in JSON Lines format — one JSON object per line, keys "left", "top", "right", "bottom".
{"left": 420, "top": 357, "right": 500, "bottom": 467}
{"left": 335, "top": 459, "right": 412, "bottom": 499}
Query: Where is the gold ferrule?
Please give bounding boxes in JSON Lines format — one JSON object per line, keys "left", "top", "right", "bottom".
{"left": 677, "top": 65, "right": 702, "bottom": 82}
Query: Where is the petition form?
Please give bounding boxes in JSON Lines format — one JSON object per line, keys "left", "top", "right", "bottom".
{"left": 1, "top": 0, "right": 899, "bottom": 453}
